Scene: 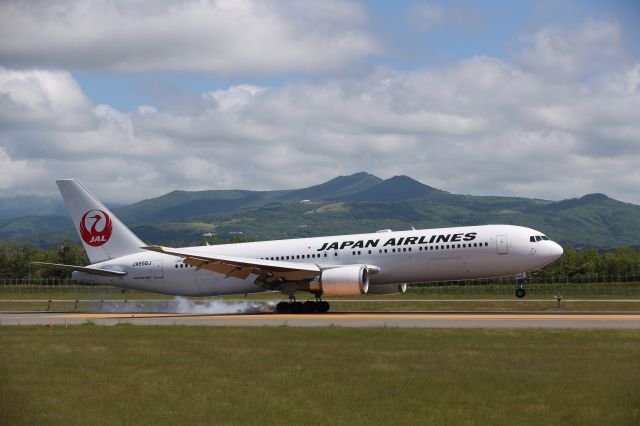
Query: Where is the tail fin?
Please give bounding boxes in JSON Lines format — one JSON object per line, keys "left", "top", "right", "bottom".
{"left": 56, "top": 179, "right": 144, "bottom": 263}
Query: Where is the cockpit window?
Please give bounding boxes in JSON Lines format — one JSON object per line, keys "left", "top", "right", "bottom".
{"left": 531, "top": 235, "right": 551, "bottom": 242}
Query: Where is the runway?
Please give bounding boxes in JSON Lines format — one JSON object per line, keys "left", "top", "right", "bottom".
{"left": 2, "top": 311, "right": 640, "bottom": 328}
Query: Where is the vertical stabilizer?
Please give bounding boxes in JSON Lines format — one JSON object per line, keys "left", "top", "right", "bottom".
{"left": 56, "top": 179, "right": 144, "bottom": 263}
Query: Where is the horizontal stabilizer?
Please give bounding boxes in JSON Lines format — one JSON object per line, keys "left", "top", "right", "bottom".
{"left": 32, "top": 262, "right": 127, "bottom": 277}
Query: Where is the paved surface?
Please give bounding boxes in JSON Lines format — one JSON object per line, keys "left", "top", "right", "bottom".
{"left": 2, "top": 311, "right": 640, "bottom": 328}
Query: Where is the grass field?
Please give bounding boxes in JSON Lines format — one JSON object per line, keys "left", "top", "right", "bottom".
{"left": 2, "top": 283, "right": 640, "bottom": 313}
{"left": 2, "top": 298, "right": 640, "bottom": 313}
{"left": 3, "top": 284, "right": 640, "bottom": 313}
{"left": 1, "top": 326, "right": 639, "bottom": 425}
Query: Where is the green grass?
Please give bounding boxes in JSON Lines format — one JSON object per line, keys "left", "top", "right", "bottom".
{"left": 0, "top": 287, "right": 174, "bottom": 300}
{"left": 3, "top": 283, "right": 640, "bottom": 300}
{"left": 2, "top": 299, "right": 640, "bottom": 313}
{"left": 2, "top": 285, "right": 640, "bottom": 312}
{"left": 326, "top": 300, "right": 640, "bottom": 312}
{"left": 1, "top": 326, "right": 639, "bottom": 425}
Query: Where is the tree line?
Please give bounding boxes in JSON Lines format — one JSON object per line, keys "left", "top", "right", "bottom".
{"left": 0, "top": 241, "right": 89, "bottom": 278}
{"left": 0, "top": 236, "right": 254, "bottom": 278}
{"left": 538, "top": 246, "right": 640, "bottom": 277}
{"left": 1, "top": 240, "right": 640, "bottom": 279}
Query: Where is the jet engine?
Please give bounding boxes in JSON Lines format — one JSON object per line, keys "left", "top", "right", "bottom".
{"left": 366, "top": 283, "right": 407, "bottom": 295}
{"left": 306, "top": 265, "right": 370, "bottom": 296}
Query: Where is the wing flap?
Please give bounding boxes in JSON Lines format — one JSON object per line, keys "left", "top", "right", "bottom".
{"left": 183, "top": 258, "right": 256, "bottom": 279}
{"left": 145, "top": 246, "right": 320, "bottom": 281}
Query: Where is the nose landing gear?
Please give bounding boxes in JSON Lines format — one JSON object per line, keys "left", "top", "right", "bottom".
{"left": 515, "top": 272, "right": 527, "bottom": 298}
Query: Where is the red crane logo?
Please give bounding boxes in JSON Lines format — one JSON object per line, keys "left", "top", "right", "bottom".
{"left": 79, "top": 210, "right": 113, "bottom": 247}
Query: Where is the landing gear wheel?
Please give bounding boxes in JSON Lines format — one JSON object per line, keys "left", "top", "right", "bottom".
{"left": 291, "top": 301, "right": 304, "bottom": 314}
{"left": 515, "top": 288, "right": 526, "bottom": 298}
{"left": 303, "top": 300, "right": 317, "bottom": 313}
{"left": 317, "top": 301, "right": 330, "bottom": 313}
{"left": 276, "top": 301, "right": 291, "bottom": 313}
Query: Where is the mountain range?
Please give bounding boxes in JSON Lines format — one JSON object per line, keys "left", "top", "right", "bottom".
{"left": 1, "top": 172, "right": 639, "bottom": 249}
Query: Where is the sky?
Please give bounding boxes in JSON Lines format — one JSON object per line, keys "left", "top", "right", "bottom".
{"left": 0, "top": 0, "right": 639, "bottom": 205}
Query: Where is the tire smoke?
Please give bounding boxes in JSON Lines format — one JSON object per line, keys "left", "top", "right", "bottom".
{"left": 89, "top": 297, "right": 276, "bottom": 314}
{"left": 174, "top": 297, "right": 275, "bottom": 314}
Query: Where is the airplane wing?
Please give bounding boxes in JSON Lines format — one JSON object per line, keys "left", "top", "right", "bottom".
{"left": 143, "top": 246, "right": 321, "bottom": 282}
{"left": 32, "top": 262, "right": 127, "bottom": 277}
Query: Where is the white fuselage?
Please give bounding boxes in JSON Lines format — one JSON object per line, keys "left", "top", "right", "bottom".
{"left": 74, "top": 224, "right": 563, "bottom": 297}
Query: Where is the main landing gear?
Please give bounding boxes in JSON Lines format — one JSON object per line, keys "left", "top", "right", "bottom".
{"left": 276, "top": 297, "right": 330, "bottom": 314}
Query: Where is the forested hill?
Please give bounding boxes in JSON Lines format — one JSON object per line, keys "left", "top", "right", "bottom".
{"left": 1, "top": 172, "right": 640, "bottom": 249}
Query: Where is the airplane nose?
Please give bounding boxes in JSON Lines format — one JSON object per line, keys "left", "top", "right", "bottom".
{"left": 549, "top": 242, "right": 563, "bottom": 260}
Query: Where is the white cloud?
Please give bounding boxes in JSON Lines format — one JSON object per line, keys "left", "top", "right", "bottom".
{"left": 0, "top": 67, "right": 95, "bottom": 130}
{"left": 1, "top": 53, "right": 640, "bottom": 205}
{"left": 408, "top": 2, "right": 483, "bottom": 34}
{"left": 203, "top": 84, "right": 268, "bottom": 112}
{"left": 0, "top": 15, "right": 639, "bottom": 205}
{"left": 0, "top": 147, "right": 49, "bottom": 195}
{"left": 0, "top": 0, "right": 377, "bottom": 74}
{"left": 515, "top": 19, "right": 627, "bottom": 80}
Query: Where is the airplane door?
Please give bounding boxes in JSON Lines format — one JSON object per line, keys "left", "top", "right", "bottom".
{"left": 496, "top": 235, "right": 508, "bottom": 254}
{"left": 154, "top": 260, "right": 163, "bottom": 278}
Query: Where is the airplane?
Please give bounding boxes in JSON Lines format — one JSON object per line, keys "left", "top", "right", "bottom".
{"left": 35, "top": 179, "right": 564, "bottom": 313}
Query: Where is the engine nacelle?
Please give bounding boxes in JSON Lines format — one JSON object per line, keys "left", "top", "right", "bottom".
{"left": 366, "top": 283, "right": 407, "bottom": 295}
{"left": 308, "top": 265, "right": 370, "bottom": 296}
